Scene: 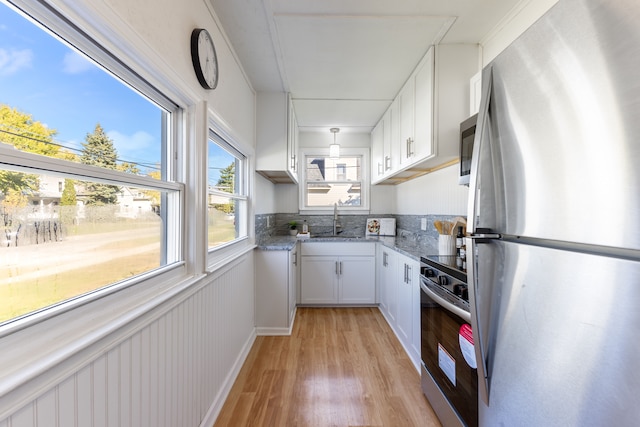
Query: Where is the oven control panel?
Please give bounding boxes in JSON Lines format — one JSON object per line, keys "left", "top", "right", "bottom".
{"left": 420, "top": 256, "right": 470, "bottom": 312}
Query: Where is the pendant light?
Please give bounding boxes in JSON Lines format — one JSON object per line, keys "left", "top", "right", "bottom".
{"left": 329, "top": 127, "right": 340, "bottom": 159}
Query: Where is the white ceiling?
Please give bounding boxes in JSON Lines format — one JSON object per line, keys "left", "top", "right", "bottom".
{"left": 210, "top": 0, "right": 522, "bottom": 133}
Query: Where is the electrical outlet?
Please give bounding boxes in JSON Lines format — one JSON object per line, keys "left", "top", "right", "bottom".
{"left": 421, "top": 217, "right": 427, "bottom": 231}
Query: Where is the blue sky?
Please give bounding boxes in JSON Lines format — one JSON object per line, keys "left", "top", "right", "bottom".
{"left": 0, "top": 2, "right": 162, "bottom": 172}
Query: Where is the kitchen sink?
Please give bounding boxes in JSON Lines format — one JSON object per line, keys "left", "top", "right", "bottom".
{"left": 308, "top": 235, "right": 367, "bottom": 241}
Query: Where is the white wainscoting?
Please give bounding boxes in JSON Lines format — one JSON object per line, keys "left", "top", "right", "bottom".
{"left": 0, "top": 253, "right": 255, "bottom": 427}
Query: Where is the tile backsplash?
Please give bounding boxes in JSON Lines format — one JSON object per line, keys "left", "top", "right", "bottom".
{"left": 255, "top": 213, "right": 462, "bottom": 248}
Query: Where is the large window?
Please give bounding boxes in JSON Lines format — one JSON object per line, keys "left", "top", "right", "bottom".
{"left": 300, "top": 147, "right": 369, "bottom": 211}
{"left": 207, "top": 131, "right": 248, "bottom": 250}
{"left": 0, "top": 1, "right": 182, "bottom": 324}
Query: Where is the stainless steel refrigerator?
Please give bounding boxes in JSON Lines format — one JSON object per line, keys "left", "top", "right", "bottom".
{"left": 467, "top": 0, "right": 640, "bottom": 425}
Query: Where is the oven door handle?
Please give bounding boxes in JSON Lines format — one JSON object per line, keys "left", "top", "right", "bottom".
{"left": 420, "top": 280, "right": 471, "bottom": 323}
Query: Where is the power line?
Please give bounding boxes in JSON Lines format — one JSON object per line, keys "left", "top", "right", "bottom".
{"left": 0, "top": 128, "right": 160, "bottom": 171}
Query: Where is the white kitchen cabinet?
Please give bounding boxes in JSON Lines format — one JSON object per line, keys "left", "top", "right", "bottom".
{"left": 256, "top": 92, "right": 298, "bottom": 184}
{"left": 376, "top": 246, "right": 422, "bottom": 372}
{"left": 469, "top": 70, "right": 482, "bottom": 116}
{"left": 300, "top": 242, "right": 376, "bottom": 305}
{"left": 383, "top": 103, "right": 396, "bottom": 175}
{"left": 398, "top": 48, "right": 434, "bottom": 168}
{"left": 398, "top": 255, "right": 421, "bottom": 367}
{"left": 372, "top": 44, "right": 479, "bottom": 184}
{"left": 371, "top": 120, "right": 384, "bottom": 180}
{"left": 255, "top": 244, "right": 299, "bottom": 335}
{"left": 377, "top": 244, "right": 398, "bottom": 323}
{"left": 371, "top": 105, "right": 397, "bottom": 184}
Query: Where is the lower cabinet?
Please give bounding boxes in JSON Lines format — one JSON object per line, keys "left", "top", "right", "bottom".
{"left": 300, "top": 242, "right": 376, "bottom": 304}
{"left": 377, "top": 247, "right": 421, "bottom": 371}
{"left": 255, "top": 244, "right": 298, "bottom": 335}
{"left": 378, "top": 245, "right": 398, "bottom": 323}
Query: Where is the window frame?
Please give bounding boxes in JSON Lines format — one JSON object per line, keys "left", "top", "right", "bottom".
{"left": 205, "top": 119, "right": 253, "bottom": 272}
{"left": 0, "top": 0, "right": 187, "bottom": 331}
{"left": 298, "top": 146, "right": 370, "bottom": 213}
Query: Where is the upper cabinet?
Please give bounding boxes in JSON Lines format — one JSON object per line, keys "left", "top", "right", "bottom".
{"left": 372, "top": 44, "right": 479, "bottom": 185}
{"left": 399, "top": 48, "right": 434, "bottom": 168}
{"left": 256, "top": 92, "right": 299, "bottom": 184}
{"left": 469, "top": 70, "right": 482, "bottom": 116}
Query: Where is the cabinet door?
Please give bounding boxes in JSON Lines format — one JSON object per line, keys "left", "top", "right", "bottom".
{"left": 413, "top": 47, "right": 434, "bottom": 160}
{"left": 287, "top": 97, "right": 299, "bottom": 179}
{"left": 288, "top": 245, "right": 298, "bottom": 323}
{"left": 398, "top": 78, "right": 415, "bottom": 166}
{"left": 381, "top": 249, "right": 397, "bottom": 323}
{"left": 339, "top": 256, "right": 376, "bottom": 304}
{"left": 301, "top": 256, "right": 338, "bottom": 304}
{"left": 371, "top": 121, "right": 384, "bottom": 181}
{"left": 396, "top": 260, "right": 413, "bottom": 345}
{"left": 408, "top": 258, "right": 421, "bottom": 365}
{"left": 255, "top": 250, "right": 289, "bottom": 329}
{"left": 383, "top": 105, "right": 396, "bottom": 174}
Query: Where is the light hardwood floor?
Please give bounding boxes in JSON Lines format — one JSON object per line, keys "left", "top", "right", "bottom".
{"left": 214, "top": 307, "right": 441, "bottom": 427}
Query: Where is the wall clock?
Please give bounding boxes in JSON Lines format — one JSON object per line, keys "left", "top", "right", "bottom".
{"left": 190, "top": 28, "right": 218, "bottom": 90}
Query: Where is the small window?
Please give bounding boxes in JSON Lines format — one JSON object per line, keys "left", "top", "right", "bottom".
{"left": 300, "top": 147, "right": 369, "bottom": 211}
{"left": 207, "top": 131, "right": 248, "bottom": 250}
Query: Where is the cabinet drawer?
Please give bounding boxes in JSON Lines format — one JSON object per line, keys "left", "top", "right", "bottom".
{"left": 301, "top": 241, "right": 375, "bottom": 256}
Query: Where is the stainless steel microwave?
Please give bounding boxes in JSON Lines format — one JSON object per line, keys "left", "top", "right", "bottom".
{"left": 459, "top": 113, "right": 478, "bottom": 186}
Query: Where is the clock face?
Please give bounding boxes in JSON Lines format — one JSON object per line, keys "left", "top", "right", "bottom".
{"left": 191, "top": 28, "right": 218, "bottom": 90}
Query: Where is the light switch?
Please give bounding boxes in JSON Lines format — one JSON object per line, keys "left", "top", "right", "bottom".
{"left": 421, "top": 217, "right": 427, "bottom": 231}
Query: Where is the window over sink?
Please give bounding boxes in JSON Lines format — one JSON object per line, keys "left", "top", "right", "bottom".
{"left": 299, "top": 147, "right": 369, "bottom": 212}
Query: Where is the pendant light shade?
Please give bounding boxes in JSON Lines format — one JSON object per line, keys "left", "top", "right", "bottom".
{"left": 329, "top": 127, "right": 340, "bottom": 159}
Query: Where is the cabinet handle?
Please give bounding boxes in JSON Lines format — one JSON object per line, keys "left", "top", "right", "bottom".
{"left": 293, "top": 252, "right": 297, "bottom": 266}
{"left": 385, "top": 156, "right": 391, "bottom": 171}
{"left": 339, "top": 261, "right": 343, "bottom": 276}
{"left": 335, "top": 261, "right": 339, "bottom": 276}
{"left": 406, "top": 138, "right": 414, "bottom": 157}
{"left": 383, "top": 252, "right": 388, "bottom": 267}
{"left": 291, "top": 154, "right": 296, "bottom": 170}
{"left": 407, "top": 264, "right": 411, "bottom": 284}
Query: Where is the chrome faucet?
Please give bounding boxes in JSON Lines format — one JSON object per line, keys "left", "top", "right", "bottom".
{"left": 333, "top": 203, "right": 341, "bottom": 235}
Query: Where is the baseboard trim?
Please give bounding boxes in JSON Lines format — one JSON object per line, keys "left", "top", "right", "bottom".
{"left": 199, "top": 329, "right": 257, "bottom": 427}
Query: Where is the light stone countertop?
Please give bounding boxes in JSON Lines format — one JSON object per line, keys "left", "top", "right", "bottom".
{"left": 256, "top": 234, "right": 438, "bottom": 262}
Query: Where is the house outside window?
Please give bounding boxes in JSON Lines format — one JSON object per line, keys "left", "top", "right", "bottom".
{"left": 299, "top": 147, "right": 369, "bottom": 211}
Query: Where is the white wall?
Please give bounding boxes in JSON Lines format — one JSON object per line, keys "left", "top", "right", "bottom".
{"left": 395, "top": 165, "right": 469, "bottom": 215}
{"left": 254, "top": 173, "right": 277, "bottom": 214}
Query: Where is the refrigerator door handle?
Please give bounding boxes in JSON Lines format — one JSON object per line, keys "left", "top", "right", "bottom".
{"left": 467, "top": 236, "right": 490, "bottom": 405}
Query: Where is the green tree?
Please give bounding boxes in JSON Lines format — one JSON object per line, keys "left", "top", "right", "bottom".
{"left": 0, "top": 104, "right": 58, "bottom": 156}
{"left": 215, "top": 162, "right": 235, "bottom": 214}
{"left": 59, "top": 179, "right": 77, "bottom": 225}
{"left": 60, "top": 179, "right": 77, "bottom": 206}
{"left": 80, "top": 124, "right": 119, "bottom": 205}
{"left": 216, "top": 162, "right": 235, "bottom": 193}
{"left": 117, "top": 161, "right": 140, "bottom": 175}
{"left": 0, "top": 105, "right": 59, "bottom": 198}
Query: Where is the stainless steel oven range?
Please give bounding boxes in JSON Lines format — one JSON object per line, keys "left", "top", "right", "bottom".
{"left": 420, "top": 255, "right": 478, "bottom": 427}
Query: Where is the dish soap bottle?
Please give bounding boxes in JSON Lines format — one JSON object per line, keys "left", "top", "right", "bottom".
{"left": 302, "top": 220, "right": 308, "bottom": 234}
